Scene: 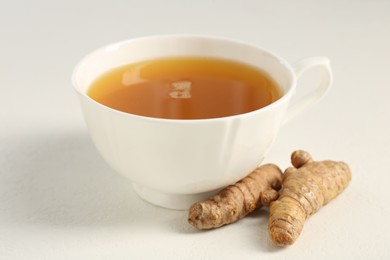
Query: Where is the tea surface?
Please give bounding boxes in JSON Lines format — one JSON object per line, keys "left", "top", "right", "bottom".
{"left": 88, "top": 57, "right": 281, "bottom": 119}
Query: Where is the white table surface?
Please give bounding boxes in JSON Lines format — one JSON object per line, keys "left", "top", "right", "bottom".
{"left": 1, "top": 0, "right": 389, "bottom": 259}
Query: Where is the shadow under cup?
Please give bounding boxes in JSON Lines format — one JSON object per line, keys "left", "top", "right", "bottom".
{"left": 72, "top": 35, "right": 300, "bottom": 210}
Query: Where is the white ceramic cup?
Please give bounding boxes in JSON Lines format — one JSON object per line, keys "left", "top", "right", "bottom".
{"left": 72, "top": 35, "right": 332, "bottom": 210}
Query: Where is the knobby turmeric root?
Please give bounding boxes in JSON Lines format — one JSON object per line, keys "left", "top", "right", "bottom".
{"left": 268, "top": 150, "right": 352, "bottom": 246}
{"left": 188, "top": 164, "right": 283, "bottom": 229}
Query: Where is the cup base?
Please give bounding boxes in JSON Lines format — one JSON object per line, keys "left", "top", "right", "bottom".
{"left": 132, "top": 183, "right": 220, "bottom": 210}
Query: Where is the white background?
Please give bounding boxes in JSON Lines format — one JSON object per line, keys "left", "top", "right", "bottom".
{"left": 1, "top": 0, "right": 389, "bottom": 259}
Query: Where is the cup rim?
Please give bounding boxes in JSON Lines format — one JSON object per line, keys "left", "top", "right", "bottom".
{"left": 72, "top": 34, "right": 297, "bottom": 123}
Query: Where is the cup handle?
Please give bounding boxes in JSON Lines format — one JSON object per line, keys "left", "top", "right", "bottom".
{"left": 283, "top": 56, "right": 333, "bottom": 124}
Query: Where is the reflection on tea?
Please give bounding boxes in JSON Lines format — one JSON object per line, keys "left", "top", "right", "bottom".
{"left": 88, "top": 57, "right": 281, "bottom": 119}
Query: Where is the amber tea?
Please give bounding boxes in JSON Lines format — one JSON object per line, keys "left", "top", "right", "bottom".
{"left": 87, "top": 57, "right": 281, "bottom": 119}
